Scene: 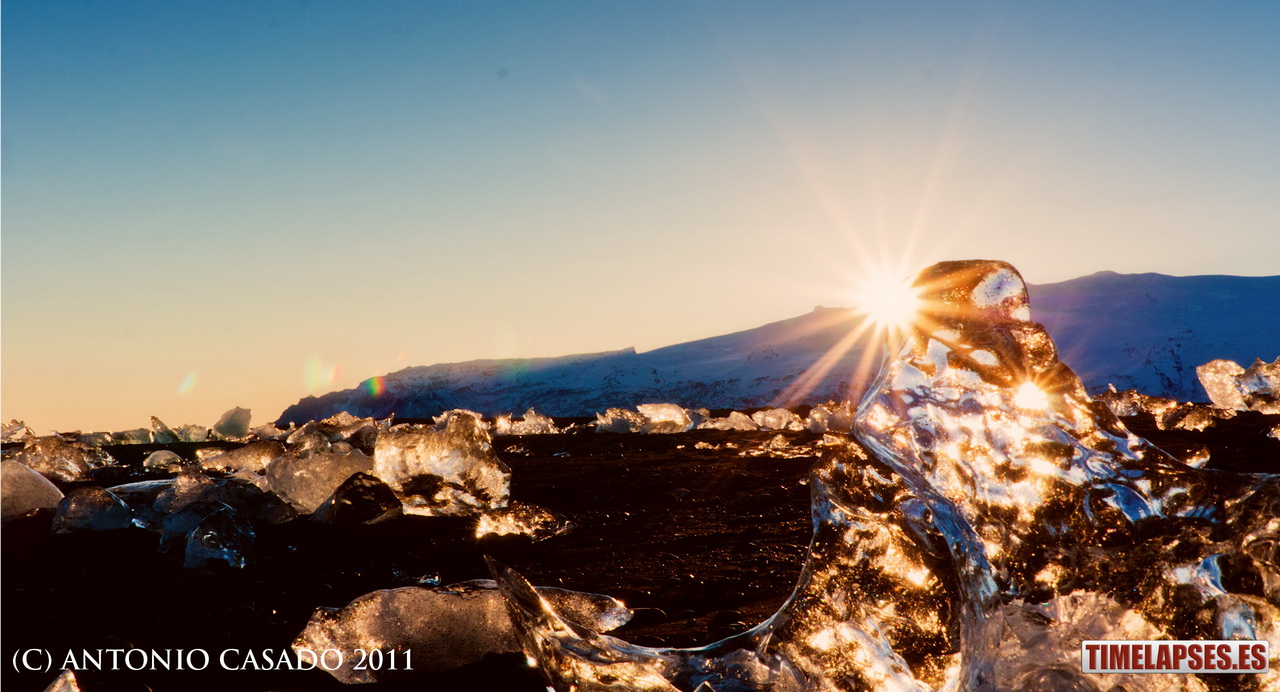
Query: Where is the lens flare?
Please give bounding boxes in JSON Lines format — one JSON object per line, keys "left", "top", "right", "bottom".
{"left": 852, "top": 270, "right": 924, "bottom": 338}
{"left": 366, "top": 376, "right": 386, "bottom": 397}
{"left": 176, "top": 371, "right": 198, "bottom": 395}
{"left": 1014, "top": 381, "right": 1049, "bottom": 409}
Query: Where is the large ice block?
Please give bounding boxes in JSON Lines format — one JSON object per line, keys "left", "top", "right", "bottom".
{"left": 310, "top": 472, "right": 402, "bottom": 524}
{"left": 373, "top": 411, "right": 510, "bottom": 516}
{"left": 489, "top": 260, "right": 1280, "bottom": 692}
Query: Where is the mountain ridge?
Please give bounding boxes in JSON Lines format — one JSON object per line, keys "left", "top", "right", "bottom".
{"left": 277, "top": 271, "right": 1280, "bottom": 425}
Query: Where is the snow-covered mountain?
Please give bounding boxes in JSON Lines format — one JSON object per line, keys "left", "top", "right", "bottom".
{"left": 277, "top": 271, "right": 1280, "bottom": 425}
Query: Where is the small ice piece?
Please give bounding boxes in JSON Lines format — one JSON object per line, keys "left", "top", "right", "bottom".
{"left": 154, "top": 470, "right": 218, "bottom": 515}
{"left": 317, "top": 412, "right": 380, "bottom": 449}
{"left": 1, "top": 460, "right": 65, "bottom": 520}
{"left": 213, "top": 407, "right": 253, "bottom": 439}
{"left": 805, "top": 405, "right": 832, "bottom": 433}
{"left": 14, "top": 436, "right": 109, "bottom": 483}
{"left": 143, "top": 450, "right": 186, "bottom": 471}
{"left": 292, "top": 581, "right": 631, "bottom": 683}
{"left": 3, "top": 419, "right": 34, "bottom": 443}
{"left": 636, "top": 403, "right": 694, "bottom": 433}
{"left": 111, "top": 428, "right": 153, "bottom": 444}
{"left": 373, "top": 412, "right": 510, "bottom": 516}
{"left": 183, "top": 506, "right": 256, "bottom": 569}
{"left": 750, "top": 407, "right": 803, "bottom": 431}
{"left": 249, "top": 423, "right": 291, "bottom": 441}
{"left": 475, "top": 501, "right": 572, "bottom": 540}
{"left": 52, "top": 487, "right": 134, "bottom": 534}
{"left": 105, "top": 479, "right": 174, "bottom": 528}
{"left": 42, "top": 669, "right": 81, "bottom": 692}
{"left": 266, "top": 449, "right": 374, "bottom": 514}
{"left": 311, "top": 472, "right": 402, "bottom": 524}
{"left": 493, "top": 408, "right": 560, "bottom": 436}
{"left": 286, "top": 422, "right": 332, "bottom": 455}
{"left": 199, "top": 441, "right": 285, "bottom": 474}
{"left": 74, "top": 432, "right": 113, "bottom": 447}
{"left": 594, "top": 407, "right": 647, "bottom": 433}
{"left": 1197, "top": 356, "right": 1280, "bottom": 414}
{"left": 175, "top": 424, "right": 210, "bottom": 442}
{"left": 698, "top": 411, "right": 758, "bottom": 431}
{"left": 151, "top": 416, "right": 180, "bottom": 444}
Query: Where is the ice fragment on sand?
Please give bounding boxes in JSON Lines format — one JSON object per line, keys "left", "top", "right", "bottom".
{"left": 805, "top": 402, "right": 856, "bottom": 433}
{"left": 493, "top": 408, "right": 560, "bottom": 435}
{"left": 596, "top": 404, "right": 695, "bottom": 433}
{"left": 183, "top": 506, "right": 256, "bottom": 569}
{"left": 266, "top": 449, "right": 374, "bottom": 513}
{"left": 52, "top": 487, "right": 135, "bottom": 533}
{"left": 111, "top": 428, "right": 153, "bottom": 444}
{"left": 3, "top": 419, "right": 34, "bottom": 443}
{"left": 13, "top": 436, "right": 109, "bottom": 482}
{"left": 373, "top": 411, "right": 510, "bottom": 516}
{"left": 213, "top": 407, "right": 253, "bottom": 439}
{"left": 697, "top": 411, "right": 757, "bottom": 431}
{"left": 595, "top": 407, "right": 648, "bottom": 433}
{"left": 311, "top": 472, "right": 402, "bottom": 524}
{"left": 1197, "top": 356, "right": 1280, "bottom": 414}
{"left": 42, "top": 669, "right": 82, "bottom": 692}
{"left": 200, "top": 441, "right": 285, "bottom": 474}
{"left": 476, "top": 501, "right": 573, "bottom": 540}
{"left": 1, "top": 460, "right": 65, "bottom": 520}
{"left": 143, "top": 450, "right": 186, "bottom": 471}
{"left": 635, "top": 404, "right": 694, "bottom": 433}
{"left": 750, "top": 407, "right": 803, "bottom": 431}
{"left": 293, "top": 581, "right": 630, "bottom": 683}
{"left": 150, "top": 416, "right": 180, "bottom": 444}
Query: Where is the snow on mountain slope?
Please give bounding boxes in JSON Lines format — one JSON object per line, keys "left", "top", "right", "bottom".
{"left": 277, "top": 272, "right": 1280, "bottom": 425}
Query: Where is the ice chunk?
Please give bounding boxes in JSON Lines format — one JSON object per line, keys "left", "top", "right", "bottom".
{"left": 493, "top": 408, "right": 560, "bottom": 435}
{"left": 697, "top": 411, "right": 757, "bottom": 431}
{"left": 805, "top": 402, "right": 855, "bottom": 433}
{"left": 594, "top": 407, "right": 647, "bottom": 433}
{"left": 1197, "top": 356, "right": 1280, "bottom": 414}
{"left": 492, "top": 260, "right": 1280, "bottom": 692}
{"left": 183, "top": 506, "right": 256, "bottom": 569}
{"left": 1097, "top": 387, "right": 1236, "bottom": 431}
{"left": 249, "top": 423, "right": 291, "bottom": 441}
{"left": 199, "top": 441, "right": 284, "bottom": 474}
{"left": 266, "top": 449, "right": 374, "bottom": 514}
{"left": 311, "top": 472, "right": 402, "bottom": 524}
{"left": 596, "top": 404, "right": 695, "bottom": 434}
{"left": 750, "top": 407, "right": 803, "bottom": 431}
{"left": 373, "top": 412, "right": 510, "bottom": 516}
{"left": 174, "top": 424, "right": 210, "bottom": 442}
{"left": 111, "top": 428, "right": 153, "bottom": 444}
{"left": 637, "top": 403, "right": 694, "bottom": 433}
{"left": 1, "top": 460, "right": 65, "bottom": 520}
{"left": 42, "top": 670, "right": 81, "bottom": 692}
{"left": 52, "top": 487, "right": 135, "bottom": 534}
{"left": 286, "top": 422, "right": 332, "bottom": 455}
{"left": 3, "top": 419, "right": 34, "bottom": 443}
{"left": 143, "top": 450, "right": 186, "bottom": 471}
{"left": 13, "top": 436, "right": 109, "bottom": 482}
{"left": 213, "top": 407, "right": 253, "bottom": 439}
{"left": 154, "top": 470, "right": 218, "bottom": 515}
{"left": 150, "top": 416, "right": 180, "bottom": 444}
{"left": 475, "top": 501, "right": 572, "bottom": 540}
{"left": 293, "top": 581, "right": 631, "bottom": 683}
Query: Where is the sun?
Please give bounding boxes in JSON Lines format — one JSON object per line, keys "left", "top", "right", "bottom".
{"left": 851, "top": 269, "right": 924, "bottom": 338}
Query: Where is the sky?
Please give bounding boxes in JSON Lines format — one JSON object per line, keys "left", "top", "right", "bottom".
{"left": 3, "top": 1, "right": 1278, "bottom": 433}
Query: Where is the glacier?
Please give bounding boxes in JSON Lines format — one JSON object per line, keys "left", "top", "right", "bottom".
{"left": 277, "top": 273, "right": 1280, "bottom": 426}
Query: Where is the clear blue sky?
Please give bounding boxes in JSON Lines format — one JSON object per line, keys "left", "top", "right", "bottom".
{"left": 4, "top": 1, "right": 1278, "bottom": 432}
